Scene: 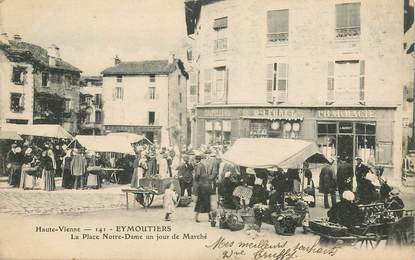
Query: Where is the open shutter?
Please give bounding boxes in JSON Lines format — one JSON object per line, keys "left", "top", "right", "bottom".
{"left": 204, "top": 69, "right": 212, "bottom": 103}
{"left": 327, "top": 61, "right": 335, "bottom": 102}
{"left": 277, "top": 63, "right": 288, "bottom": 103}
{"left": 359, "top": 60, "right": 365, "bottom": 102}
{"left": 266, "top": 64, "right": 274, "bottom": 103}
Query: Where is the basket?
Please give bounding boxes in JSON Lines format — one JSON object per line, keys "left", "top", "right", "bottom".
{"left": 178, "top": 197, "right": 192, "bottom": 207}
{"left": 226, "top": 214, "right": 245, "bottom": 231}
{"left": 309, "top": 220, "right": 348, "bottom": 237}
{"left": 271, "top": 212, "right": 298, "bottom": 236}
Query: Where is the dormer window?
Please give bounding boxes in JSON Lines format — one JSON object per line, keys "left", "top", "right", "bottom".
{"left": 116, "top": 75, "right": 123, "bottom": 83}
{"left": 149, "top": 74, "right": 156, "bottom": 83}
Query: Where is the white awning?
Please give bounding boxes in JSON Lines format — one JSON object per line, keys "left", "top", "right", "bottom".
{"left": 73, "top": 135, "right": 135, "bottom": 155}
{"left": 1, "top": 124, "right": 72, "bottom": 139}
{"left": 222, "top": 138, "right": 329, "bottom": 169}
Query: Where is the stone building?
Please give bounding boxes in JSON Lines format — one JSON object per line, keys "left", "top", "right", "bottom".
{"left": 101, "top": 56, "right": 188, "bottom": 147}
{"left": 184, "top": 0, "right": 415, "bottom": 183}
{"left": 79, "top": 76, "right": 104, "bottom": 135}
{"left": 0, "top": 34, "right": 81, "bottom": 133}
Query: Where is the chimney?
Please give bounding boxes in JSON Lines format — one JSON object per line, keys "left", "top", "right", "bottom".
{"left": 48, "top": 44, "right": 60, "bottom": 66}
{"left": 114, "top": 55, "right": 121, "bottom": 65}
{"left": 13, "top": 34, "right": 22, "bottom": 42}
{"left": 0, "top": 32, "right": 9, "bottom": 45}
{"left": 168, "top": 53, "right": 175, "bottom": 64}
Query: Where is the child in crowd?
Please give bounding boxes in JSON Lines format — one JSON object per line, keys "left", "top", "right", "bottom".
{"left": 163, "top": 182, "right": 177, "bottom": 221}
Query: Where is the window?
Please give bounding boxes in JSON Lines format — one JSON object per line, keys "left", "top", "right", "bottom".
{"left": 64, "top": 99, "right": 72, "bottom": 113}
{"left": 12, "top": 67, "right": 27, "bottom": 85}
{"left": 328, "top": 60, "right": 365, "bottom": 104}
{"left": 148, "top": 111, "right": 155, "bottom": 125}
{"left": 336, "top": 3, "right": 360, "bottom": 39}
{"left": 10, "top": 93, "right": 24, "bottom": 113}
{"left": 95, "top": 111, "right": 102, "bottom": 124}
{"left": 94, "top": 94, "right": 102, "bottom": 108}
{"left": 187, "top": 48, "right": 193, "bottom": 61}
{"left": 179, "top": 113, "right": 182, "bottom": 126}
{"left": 114, "top": 87, "right": 124, "bottom": 100}
{"left": 149, "top": 74, "right": 155, "bottom": 83}
{"left": 214, "top": 67, "right": 226, "bottom": 101}
{"left": 267, "top": 9, "right": 289, "bottom": 43}
{"left": 179, "top": 92, "right": 182, "bottom": 103}
{"left": 266, "top": 63, "right": 288, "bottom": 103}
{"left": 41, "top": 72, "right": 48, "bottom": 87}
{"left": 178, "top": 75, "right": 181, "bottom": 86}
{"left": 148, "top": 87, "right": 156, "bottom": 100}
{"left": 213, "top": 17, "right": 228, "bottom": 51}
{"left": 116, "top": 75, "right": 122, "bottom": 83}
{"left": 64, "top": 75, "right": 71, "bottom": 88}
{"left": 189, "top": 72, "right": 198, "bottom": 103}
{"left": 204, "top": 69, "right": 212, "bottom": 103}
{"left": 205, "top": 120, "right": 231, "bottom": 145}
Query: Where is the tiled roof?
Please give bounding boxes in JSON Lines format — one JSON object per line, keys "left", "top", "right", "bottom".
{"left": 3, "top": 40, "right": 81, "bottom": 73}
{"left": 101, "top": 60, "right": 176, "bottom": 76}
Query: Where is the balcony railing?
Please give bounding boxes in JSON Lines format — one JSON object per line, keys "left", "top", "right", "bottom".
{"left": 336, "top": 26, "right": 360, "bottom": 39}
{"left": 267, "top": 33, "right": 288, "bottom": 44}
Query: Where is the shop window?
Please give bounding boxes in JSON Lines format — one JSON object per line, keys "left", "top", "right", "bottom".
{"left": 12, "top": 66, "right": 27, "bottom": 85}
{"left": 355, "top": 122, "right": 376, "bottom": 164}
{"left": 317, "top": 122, "right": 337, "bottom": 161}
{"left": 205, "top": 120, "right": 231, "bottom": 145}
{"left": 10, "top": 93, "right": 24, "bottom": 113}
{"left": 266, "top": 63, "right": 288, "bottom": 103}
{"left": 41, "top": 72, "right": 49, "bottom": 87}
{"left": 250, "top": 121, "right": 268, "bottom": 138}
{"left": 213, "top": 17, "right": 228, "bottom": 51}
{"left": 267, "top": 9, "right": 289, "bottom": 43}
{"left": 336, "top": 3, "right": 360, "bottom": 39}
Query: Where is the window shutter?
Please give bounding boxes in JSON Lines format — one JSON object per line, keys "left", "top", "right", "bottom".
{"left": 112, "top": 88, "right": 116, "bottom": 101}
{"left": 225, "top": 68, "right": 229, "bottom": 103}
{"left": 19, "top": 94, "right": 25, "bottom": 108}
{"left": 359, "top": 60, "right": 365, "bottom": 101}
{"left": 204, "top": 69, "right": 212, "bottom": 103}
{"left": 277, "top": 63, "right": 288, "bottom": 103}
{"left": 213, "top": 17, "right": 228, "bottom": 30}
{"left": 327, "top": 61, "right": 335, "bottom": 102}
{"left": 266, "top": 64, "right": 274, "bottom": 103}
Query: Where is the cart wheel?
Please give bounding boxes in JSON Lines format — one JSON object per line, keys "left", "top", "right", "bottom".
{"left": 139, "top": 193, "right": 155, "bottom": 208}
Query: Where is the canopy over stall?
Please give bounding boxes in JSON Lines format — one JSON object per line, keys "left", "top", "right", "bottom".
{"left": 1, "top": 124, "right": 72, "bottom": 139}
{"left": 0, "top": 131, "right": 23, "bottom": 141}
{"left": 221, "top": 138, "right": 329, "bottom": 169}
{"left": 106, "top": 132, "right": 152, "bottom": 145}
{"left": 71, "top": 135, "right": 135, "bottom": 155}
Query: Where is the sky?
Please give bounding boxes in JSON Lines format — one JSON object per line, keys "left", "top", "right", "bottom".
{"left": 1, "top": 0, "right": 188, "bottom": 75}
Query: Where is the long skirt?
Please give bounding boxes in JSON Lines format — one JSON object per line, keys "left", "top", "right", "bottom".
{"left": 8, "top": 164, "right": 21, "bottom": 187}
{"left": 130, "top": 167, "right": 143, "bottom": 188}
{"left": 194, "top": 185, "right": 211, "bottom": 213}
{"left": 43, "top": 169, "right": 55, "bottom": 191}
{"left": 62, "top": 169, "right": 73, "bottom": 189}
{"left": 19, "top": 165, "right": 35, "bottom": 189}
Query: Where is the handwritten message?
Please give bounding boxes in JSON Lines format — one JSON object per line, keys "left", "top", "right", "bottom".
{"left": 205, "top": 236, "right": 339, "bottom": 260}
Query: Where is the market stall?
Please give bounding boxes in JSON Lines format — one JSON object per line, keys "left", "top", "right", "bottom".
{"left": 1, "top": 124, "right": 72, "bottom": 139}
{"left": 212, "top": 138, "right": 329, "bottom": 234}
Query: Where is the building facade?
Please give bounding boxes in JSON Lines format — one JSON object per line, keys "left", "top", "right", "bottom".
{"left": 101, "top": 57, "right": 188, "bottom": 147}
{"left": 0, "top": 34, "right": 81, "bottom": 133}
{"left": 185, "top": 0, "right": 415, "bottom": 183}
{"left": 79, "top": 76, "right": 104, "bottom": 135}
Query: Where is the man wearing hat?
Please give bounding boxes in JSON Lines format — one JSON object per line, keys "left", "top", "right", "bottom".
{"left": 355, "top": 156, "right": 373, "bottom": 195}
{"left": 386, "top": 189, "right": 405, "bottom": 218}
{"left": 176, "top": 155, "right": 194, "bottom": 197}
{"left": 319, "top": 160, "right": 337, "bottom": 209}
{"left": 336, "top": 156, "right": 354, "bottom": 199}
{"left": 205, "top": 150, "right": 220, "bottom": 194}
{"left": 193, "top": 154, "right": 211, "bottom": 223}
{"left": 6, "top": 144, "right": 22, "bottom": 187}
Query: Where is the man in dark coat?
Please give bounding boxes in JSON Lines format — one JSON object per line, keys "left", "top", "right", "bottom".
{"left": 319, "top": 161, "right": 337, "bottom": 208}
{"left": 6, "top": 144, "right": 22, "bottom": 187}
{"left": 205, "top": 152, "right": 220, "bottom": 194}
{"left": 269, "top": 169, "right": 287, "bottom": 211}
{"left": 337, "top": 157, "right": 354, "bottom": 199}
{"left": 177, "top": 155, "right": 194, "bottom": 197}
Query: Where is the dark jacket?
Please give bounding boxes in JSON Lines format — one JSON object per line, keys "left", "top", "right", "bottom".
{"left": 355, "top": 163, "right": 371, "bottom": 182}
{"left": 319, "top": 165, "right": 336, "bottom": 193}
{"left": 40, "top": 156, "right": 54, "bottom": 171}
{"left": 356, "top": 178, "right": 378, "bottom": 204}
{"left": 194, "top": 162, "right": 210, "bottom": 191}
{"left": 177, "top": 162, "right": 194, "bottom": 184}
{"left": 337, "top": 161, "right": 354, "bottom": 191}
{"left": 327, "top": 200, "right": 364, "bottom": 227}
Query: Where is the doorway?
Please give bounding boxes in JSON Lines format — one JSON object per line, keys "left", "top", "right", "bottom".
{"left": 337, "top": 135, "right": 354, "bottom": 161}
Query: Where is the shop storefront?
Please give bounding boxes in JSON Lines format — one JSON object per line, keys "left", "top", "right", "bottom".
{"left": 194, "top": 105, "right": 398, "bottom": 178}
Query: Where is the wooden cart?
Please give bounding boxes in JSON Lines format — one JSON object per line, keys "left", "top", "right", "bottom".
{"left": 122, "top": 177, "right": 181, "bottom": 209}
